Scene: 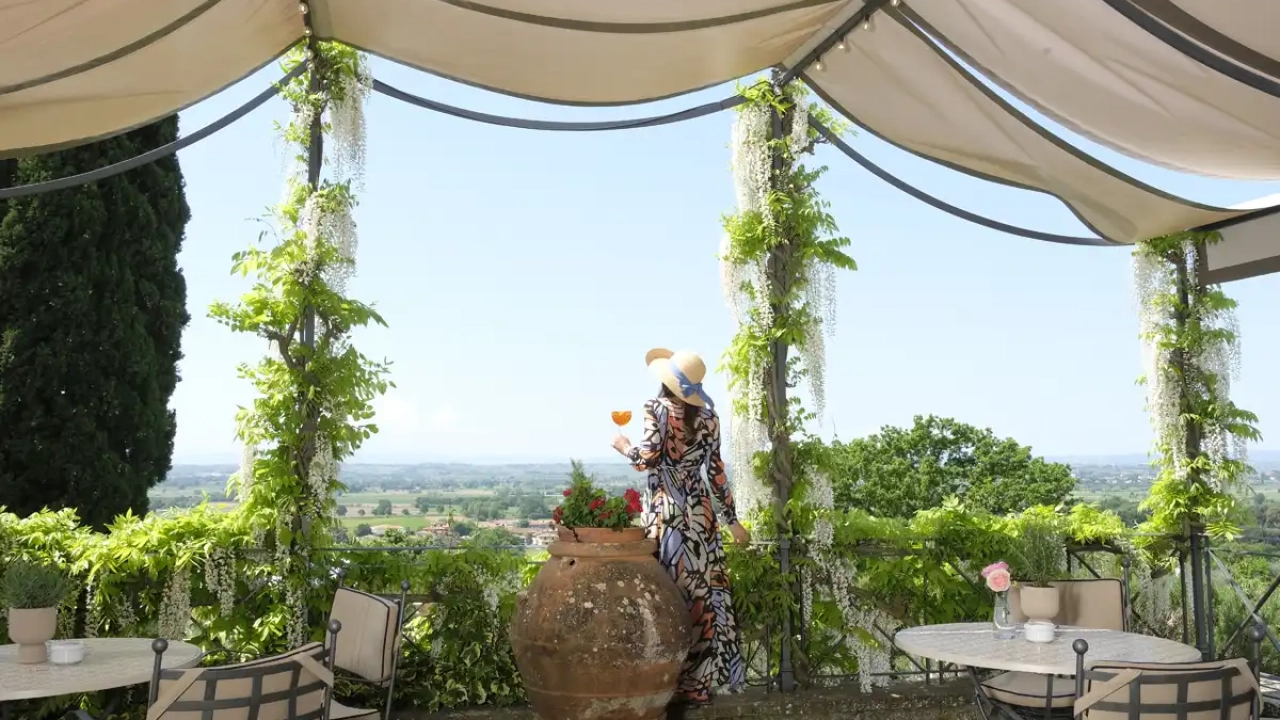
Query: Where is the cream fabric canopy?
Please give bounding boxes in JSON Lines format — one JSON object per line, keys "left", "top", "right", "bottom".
{"left": 2, "top": 0, "right": 1279, "bottom": 280}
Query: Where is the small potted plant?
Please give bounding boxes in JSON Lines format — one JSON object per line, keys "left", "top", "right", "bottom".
{"left": 2, "top": 560, "right": 71, "bottom": 663}
{"left": 551, "top": 462, "right": 644, "bottom": 541}
{"left": 1012, "top": 518, "right": 1066, "bottom": 626}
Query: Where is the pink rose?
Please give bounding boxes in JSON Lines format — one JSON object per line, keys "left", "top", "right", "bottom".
{"left": 981, "top": 561, "right": 1009, "bottom": 578}
{"left": 986, "top": 568, "right": 1012, "bottom": 593}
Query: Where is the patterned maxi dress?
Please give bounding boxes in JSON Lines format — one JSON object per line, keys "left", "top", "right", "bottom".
{"left": 627, "top": 396, "right": 746, "bottom": 702}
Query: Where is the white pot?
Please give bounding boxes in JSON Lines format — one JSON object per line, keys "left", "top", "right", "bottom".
{"left": 1020, "top": 586, "right": 1060, "bottom": 624}
{"left": 8, "top": 606, "right": 58, "bottom": 664}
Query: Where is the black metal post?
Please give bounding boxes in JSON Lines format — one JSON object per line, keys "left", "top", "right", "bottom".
{"left": 1190, "top": 528, "right": 1210, "bottom": 659}
{"left": 1250, "top": 622, "right": 1266, "bottom": 720}
{"left": 1073, "top": 639, "right": 1089, "bottom": 718}
{"left": 763, "top": 69, "right": 797, "bottom": 695}
{"left": 1203, "top": 535, "right": 1216, "bottom": 659}
{"left": 1180, "top": 549, "right": 1190, "bottom": 645}
{"left": 1121, "top": 555, "right": 1133, "bottom": 632}
{"left": 778, "top": 536, "right": 795, "bottom": 692}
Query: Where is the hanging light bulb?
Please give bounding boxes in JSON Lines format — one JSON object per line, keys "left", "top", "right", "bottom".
{"left": 303, "top": 26, "right": 313, "bottom": 36}
{"left": 862, "top": 17, "right": 873, "bottom": 31}
{"left": 891, "top": 0, "right": 901, "bottom": 6}
{"left": 836, "top": 37, "right": 848, "bottom": 52}
{"left": 815, "top": 57, "right": 826, "bottom": 72}
{"left": 298, "top": 2, "right": 308, "bottom": 13}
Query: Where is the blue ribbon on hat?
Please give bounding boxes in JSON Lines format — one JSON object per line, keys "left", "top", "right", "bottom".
{"left": 670, "top": 359, "right": 714, "bottom": 410}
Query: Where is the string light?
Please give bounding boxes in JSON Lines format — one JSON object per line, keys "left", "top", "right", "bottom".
{"left": 298, "top": 2, "right": 308, "bottom": 13}
{"left": 891, "top": 0, "right": 902, "bottom": 6}
{"left": 304, "top": 27, "right": 313, "bottom": 36}
{"left": 862, "top": 17, "right": 873, "bottom": 31}
{"left": 836, "top": 38, "right": 848, "bottom": 52}
{"left": 815, "top": 57, "right": 826, "bottom": 72}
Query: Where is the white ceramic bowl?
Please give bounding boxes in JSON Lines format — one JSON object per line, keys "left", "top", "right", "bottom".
{"left": 48, "top": 640, "right": 86, "bottom": 665}
{"left": 1023, "top": 621, "right": 1056, "bottom": 644}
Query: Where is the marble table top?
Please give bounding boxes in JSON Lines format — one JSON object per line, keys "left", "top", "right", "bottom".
{"left": 895, "top": 623, "right": 1202, "bottom": 676}
{"left": 0, "top": 638, "right": 203, "bottom": 701}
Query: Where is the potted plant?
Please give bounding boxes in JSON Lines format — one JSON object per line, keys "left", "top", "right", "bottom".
{"left": 1012, "top": 518, "right": 1066, "bottom": 625}
{"left": 512, "top": 461, "right": 689, "bottom": 720}
{"left": 551, "top": 463, "right": 644, "bottom": 541}
{"left": 2, "top": 560, "right": 71, "bottom": 664}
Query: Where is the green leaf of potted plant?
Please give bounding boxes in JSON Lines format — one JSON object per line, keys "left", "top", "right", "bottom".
{"left": 1011, "top": 518, "right": 1065, "bottom": 625}
{"left": 2, "top": 560, "right": 71, "bottom": 664}
{"left": 551, "top": 460, "right": 644, "bottom": 541}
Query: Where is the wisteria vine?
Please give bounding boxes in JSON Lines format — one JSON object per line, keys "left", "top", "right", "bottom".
{"left": 209, "top": 41, "right": 391, "bottom": 646}
{"left": 1133, "top": 232, "right": 1260, "bottom": 542}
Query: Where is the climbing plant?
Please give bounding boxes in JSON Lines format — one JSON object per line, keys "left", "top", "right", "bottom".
{"left": 1132, "top": 231, "right": 1260, "bottom": 544}
{"left": 209, "top": 41, "right": 390, "bottom": 647}
{"left": 718, "top": 77, "right": 860, "bottom": 686}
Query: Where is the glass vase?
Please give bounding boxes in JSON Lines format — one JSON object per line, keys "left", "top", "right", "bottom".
{"left": 992, "top": 592, "right": 1017, "bottom": 640}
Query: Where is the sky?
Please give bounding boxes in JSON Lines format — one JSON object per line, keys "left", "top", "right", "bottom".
{"left": 168, "top": 56, "right": 1280, "bottom": 465}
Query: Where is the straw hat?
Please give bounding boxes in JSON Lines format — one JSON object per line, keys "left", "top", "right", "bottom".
{"left": 646, "top": 348, "right": 714, "bottom": 409}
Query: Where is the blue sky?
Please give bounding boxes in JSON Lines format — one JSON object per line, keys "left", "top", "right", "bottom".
{"left": 168, "top": 57, "right": 1280, "bottom": 464}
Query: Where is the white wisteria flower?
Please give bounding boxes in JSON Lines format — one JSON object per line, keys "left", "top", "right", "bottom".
{"left": 329, "top": 56, "right": 371, "bottom": 187}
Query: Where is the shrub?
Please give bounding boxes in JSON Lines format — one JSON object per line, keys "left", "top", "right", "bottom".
{"left": 1, "top": 560, "right": 71, "bottom": 609}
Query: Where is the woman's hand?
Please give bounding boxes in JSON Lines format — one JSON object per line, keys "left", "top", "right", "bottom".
{"left": 611, "top": 435, "right": 631, "bottom": 456}
{"left": 729, "top": 522, "right": 751, "bottom": 546}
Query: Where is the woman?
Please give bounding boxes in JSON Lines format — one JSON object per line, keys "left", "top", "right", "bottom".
{"left": 612, "top": 348, "right": 750, "bottom": 706}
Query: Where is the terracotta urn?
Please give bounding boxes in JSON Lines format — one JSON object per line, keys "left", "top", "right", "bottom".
{"left": 1019, "top": 585, "right": 1061, "bottom": 624}
{"left": 511, "top": 527, "right": 691, "bottom": 720}
{"left": 8, "top": 606, "right": 58, "bottom": 663}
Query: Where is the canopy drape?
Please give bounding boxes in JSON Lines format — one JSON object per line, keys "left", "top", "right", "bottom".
{"left": 3, "top": 0, "right": 1278, "bottom": 280}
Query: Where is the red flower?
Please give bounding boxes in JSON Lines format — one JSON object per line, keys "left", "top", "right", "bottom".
{"left": 589, "top": 498, "right": 605, "bottom": 511}
{"left": 563, "top": 489, "right": 573, "bottom": 497}
{"left": 552, "top": 507, "right": 563, "bottom": 523}
{"left": 624, "top": 489, "right": 642, "bottom": 514}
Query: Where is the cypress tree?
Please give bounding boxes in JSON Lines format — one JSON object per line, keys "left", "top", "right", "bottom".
{"left": 0, "top": 118, "right": 190, "bottom": 528}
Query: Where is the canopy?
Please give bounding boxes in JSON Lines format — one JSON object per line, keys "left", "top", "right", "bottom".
{"left": 3, "top": 0, "right": 1279, "bottom": 280}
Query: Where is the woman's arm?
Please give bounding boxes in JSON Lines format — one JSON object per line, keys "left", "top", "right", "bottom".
{"left": 625, "top": 401, "right": 664, "bottom": 471}
{"left": 707, "top": 413, "right": 739, "bottom": 526}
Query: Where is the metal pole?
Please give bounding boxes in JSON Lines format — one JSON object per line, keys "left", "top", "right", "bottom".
{"left": 778, "top": 536, "right": 794, "bottom": 692}
{"left": 1204, "top": 535, "right": 1216, "bottom": 659}
{"left": 764, "top": 68, "right": 797, "bottom": 694}
{"left": 1190, "top": 527, "right": 1210, "bottom": 659}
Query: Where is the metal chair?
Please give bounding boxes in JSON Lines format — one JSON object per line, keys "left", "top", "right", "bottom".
{"left": 72, "top": 621, "right": 343, "bottom": 720}
{"left": 1070, "top": 630, "right": 1266, "bottom": 720}
{"left": 982, "top": 578, "right": 1129, "bottom": 718}
{"left": 326, "top": 573, "right": 411, "bottom": 720}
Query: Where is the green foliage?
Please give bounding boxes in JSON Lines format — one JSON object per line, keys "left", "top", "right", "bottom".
{"left": 828, "top": 415, "right": 1077, "bottom": 517}
{"left": 207, "top": 41, "right": 390, "bottom": 649}
{"left": 719, "top": 79, "right": 856, "bottom": 535}
{"left": 374, "top": 499, "right": 393, "bottom": 516}
{"left": 553, "top": 460, "right": 642, "bottom": 530}
{"left": 0, "top": 116, "right": 190, "bottom": 529}
{"left": 0, "top": 559, "right": 71, "bottom": 609}
{"left": 1010, "top": 516, "right": 1065, "bottom": 588}
{"left": 1134, "top": 232, "right": 1261, "bottom": 544}
{"left": 467, "top": 527, "right": 522, "bottom": 548}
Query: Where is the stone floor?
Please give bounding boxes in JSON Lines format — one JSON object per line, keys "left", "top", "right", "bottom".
{"left": 409, "top": 680, "right": 979, "bottom": 720}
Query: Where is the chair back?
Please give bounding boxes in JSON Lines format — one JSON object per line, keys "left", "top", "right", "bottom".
{"left": 147, "top": 643, "right": 333, "bottom": 720}
{"left": 1009, "top": 578, "right": 1125, "bottom": 630}
{"left": 1076, "top": 659, "right": 1259, "bottom": 720}
{"left": 328, "top": 586, "right": 401, "bottom": 685}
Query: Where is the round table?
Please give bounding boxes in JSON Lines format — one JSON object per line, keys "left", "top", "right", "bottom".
{"left": 896, "top": 623, "right": 1202, "bottom": 675}
{"left": 0, "top": 638, "right": 203, "bottom": 702}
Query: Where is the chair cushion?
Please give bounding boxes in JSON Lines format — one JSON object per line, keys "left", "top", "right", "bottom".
{"left": 1009, "top": 578, "right": 1125, "bottom": 631}
{"left": 329, "top": 587, "right": 400, "bottom": 684}
{"left": 982, "top": 671, "right": 1077, "bottom": 708}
